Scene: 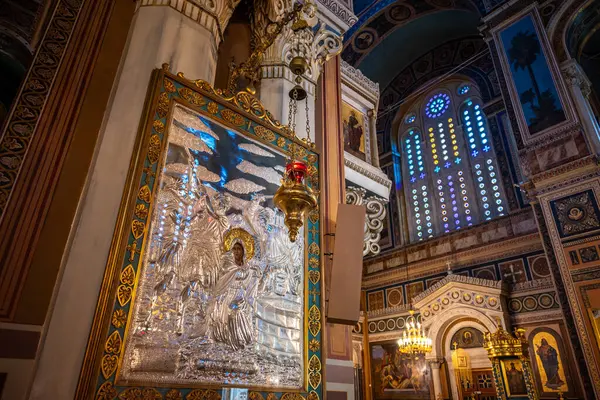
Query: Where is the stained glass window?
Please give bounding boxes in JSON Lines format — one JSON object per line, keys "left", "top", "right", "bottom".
{"left": 400, "top": 82, "right": 507, "bottom": 242}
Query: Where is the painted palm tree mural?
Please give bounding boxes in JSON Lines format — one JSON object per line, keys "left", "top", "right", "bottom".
{"left": 501, "top": 15, "right": 566, "bottom": 134}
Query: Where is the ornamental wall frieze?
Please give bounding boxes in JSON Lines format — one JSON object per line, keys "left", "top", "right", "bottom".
{"left": 345, "top": 152, "right": 392, "bottom": 188}
{"left": 362, "top": 233, "right": 542, "bottom": 290}
{"left": 346, "top": 186, "right": 388, "bottom": 256}
{"left": 530, "top": 155, "right": 599, "bottom": 185}
{"left": 509, "top": 277, "right": 554, "bottom": 293}
{"left": 366, "top": 313, "right": 420, "bottom": 336}
{"left": 366, "top": 303, "right": 412, "bottom": 319}
{"left": 516, "top": 121, "right": 582, "bottom": 153}
{"left": 511, "top": 309, "right": 564, "bottom": 325}
{"left": 341, "top": 60, "right": 379, "bottom": 102}
{"left": 507, "top": 291, "right": 559, "bottom": 314}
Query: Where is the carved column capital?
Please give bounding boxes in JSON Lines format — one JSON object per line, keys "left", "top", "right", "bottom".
{"left": 259, "top": 1, "right": 342, "bottom": 83}
{"left": 561, "top": 58, "right": 592, "bottom": 98}
{"left": 346, "top": 186, "right": 388, "bottom": 256}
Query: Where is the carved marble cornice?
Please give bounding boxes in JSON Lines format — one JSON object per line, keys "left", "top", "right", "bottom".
{"left": 509, "top": 277, "right": 554, "bottom": 293}
{"left": 511, "top": 310, "right": 564, "bottom": 325}
{"left": 524, "top": 156, "right": 600, "bottom": 199}
{"left": 345, "top": 152, "right": 392, "bottom": 189}
{"left": 366, "top": 304, "right": 412, "bottom": 319}
{"left": 314, "top": 0, "right": 357, "bottom": 31}
{"left": 346, "top": 186, "right": 388, "bottom": 256}
{"left": 341, "top": 60, "right": 380, "bottom": 102}
{"left": 413, "top": 275, "right": 506, "bottom": 304}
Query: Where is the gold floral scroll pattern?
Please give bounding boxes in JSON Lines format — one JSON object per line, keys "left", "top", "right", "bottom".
{"left": 276, "top": 137, "right": 286, "bottom": 149}
{"left": 157, "top": 92, "right": 170, "bottom": 118}
{"left": 117, "top": 263, "right": 136, "bottom": 306}
{"left": 119, "top": 388, "right": 163, "bottom": 400}
{"left": 138, "top": 185, "right": 151, "bottom": 203}
{"left": 308, "top": 270, "right": 320, "bottom": 284}
{"left": 164, "top": 78, "right": 176, "bottom": 93}
{"left": 131, "top": 219, "right": 145, "bottom": 239}
{"left": 207, "top": 102, "right": 219, "bottom": 114}
{"left": 105, "top": 330, "right": 122, "bottom": 354}
{"left": 266, "top": 394, "right": 278, "bottom": 400}
{"left": 308, "top": 305, "right": 321, "bottom": 336}
{"left": 307, "top": 392, "right": 319, "bottom": 400}
{"left": 166, "top": 390, "right": 183, "bottom": 400}
{"left": 309, "top": 242, "right": 319, "bottom": 255}
{"left": 248, "top": 393, "right": 264, "bottom": 400}
{"left": 134, "top": 203, "right": 149, "bottom": 220}
{"left": 0, "top": 0, "right": 84, "bottom": 216}
{"left": 309, "top": 339, "right": 320, "bottom": 352}
{"left": 153, "top": 120, "right": 165, "bottom": 134}
{"left": 308, "top": 355, "right": 322, "bottom": 389}
{"left": 186, "top": 389, "right": 221, "bottom": 400}
{"left": 101, "top": 330, "right": 122, "bottom": 379}
{"left": 112, "top": 308, "right": 127, "bottom": 328}
{"left": 148, "top": 135, "right": 161, "bottom": 164}
{"left": 308, "top": 257, "right": 319, "bottom": 270}
{"left": 221, "top": 109, "right": 246, "bottom": 126}
{"left": 308, "top": 207, "right": 319, "bottom": 224}
{"left": 97, "top": 381, "right": 118, "bottom": 400}
{"left": 254, "top": 125, "right": 276, "bottom": 142}
{"left": 178, "top": 87, "right": 206, "bottom": 107}
{"left": 281, "top": 394, "right": 305, "bottom": 400}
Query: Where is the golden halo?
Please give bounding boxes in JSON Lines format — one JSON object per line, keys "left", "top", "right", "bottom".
{"left": 222, "top": 227, "right": 255, "bottom": 260}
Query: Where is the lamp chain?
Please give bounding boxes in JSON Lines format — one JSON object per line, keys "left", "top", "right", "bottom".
{"left": 305, "top": 90, "right": 311, "bottom": 144}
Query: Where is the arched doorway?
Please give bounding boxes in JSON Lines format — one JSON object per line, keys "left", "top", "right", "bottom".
{"left": 413, "top": 274, "right": 509, "bottom": 400}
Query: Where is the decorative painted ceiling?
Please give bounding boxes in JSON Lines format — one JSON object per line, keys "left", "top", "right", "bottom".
{"left": 341, "top": 0, "right": 512, "bottom": 96}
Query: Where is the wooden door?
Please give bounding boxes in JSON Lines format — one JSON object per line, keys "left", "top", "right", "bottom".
{"left": 459, "top": 369, "right": 496, "bottom": 400}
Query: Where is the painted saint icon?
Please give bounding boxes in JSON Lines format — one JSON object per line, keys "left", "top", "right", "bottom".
{"left": 536, "top": 338, "right": 564, "bottom": 390}
{"left": 504, "top": 361, "right": 527, "bottom": 395}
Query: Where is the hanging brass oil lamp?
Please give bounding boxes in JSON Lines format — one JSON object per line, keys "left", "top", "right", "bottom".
{"left": 274, "top": 14, "right": 317, "bottom": 242}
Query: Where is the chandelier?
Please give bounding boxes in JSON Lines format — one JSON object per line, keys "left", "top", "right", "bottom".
{"left": 397, "top": 310, "right": 433, "bottom": 357}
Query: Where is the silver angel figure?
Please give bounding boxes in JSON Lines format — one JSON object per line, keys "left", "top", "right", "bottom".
{"left": 210, "top": 237, "right": 261, "bottom": 350}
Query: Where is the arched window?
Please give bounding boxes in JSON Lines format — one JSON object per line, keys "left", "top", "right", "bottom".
{"left": 400, "top": 80, "right": 508, "bottom": 242}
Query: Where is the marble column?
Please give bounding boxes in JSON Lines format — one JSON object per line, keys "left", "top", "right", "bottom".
{"left": 562, "top": 59, "right": 600, "bottom": 155}
{"left": 429, "top": 360, "right": 443, "bottom": 400}
{"left": 27, "top": 2, "right": 238, "bottom": 399}
{"left": 367, "top": 109, "right": 380, "bottom": 167}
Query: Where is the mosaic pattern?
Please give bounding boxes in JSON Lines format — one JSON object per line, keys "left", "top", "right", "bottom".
{"left": 80, "top": 68, "right": 323, "bottom": 400}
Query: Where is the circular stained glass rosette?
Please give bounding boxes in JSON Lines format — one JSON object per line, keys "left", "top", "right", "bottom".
{"left": 405, "top": 113, "right": 416, "bottom": 124}
{"left": 425, "top": 93, "right": 450, "bottom": 118}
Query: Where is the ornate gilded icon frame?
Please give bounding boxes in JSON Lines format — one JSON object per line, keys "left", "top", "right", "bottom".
{"left": 76, "top": 65, "right": 323, "bottom": 400}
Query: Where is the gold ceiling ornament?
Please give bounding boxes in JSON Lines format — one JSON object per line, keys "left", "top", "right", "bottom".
{"left": 397, "top": 310, "right": 432, "bottom": 358}
{"left": 483, "top": 326, "right": 528, "bottom": 358}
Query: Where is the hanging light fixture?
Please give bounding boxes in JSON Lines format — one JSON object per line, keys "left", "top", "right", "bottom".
{"left": 273, "top": 10, "right": 317, "bottom": 242}
{"left": 397, "top": 310, "right": 433, "bottom": 358}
